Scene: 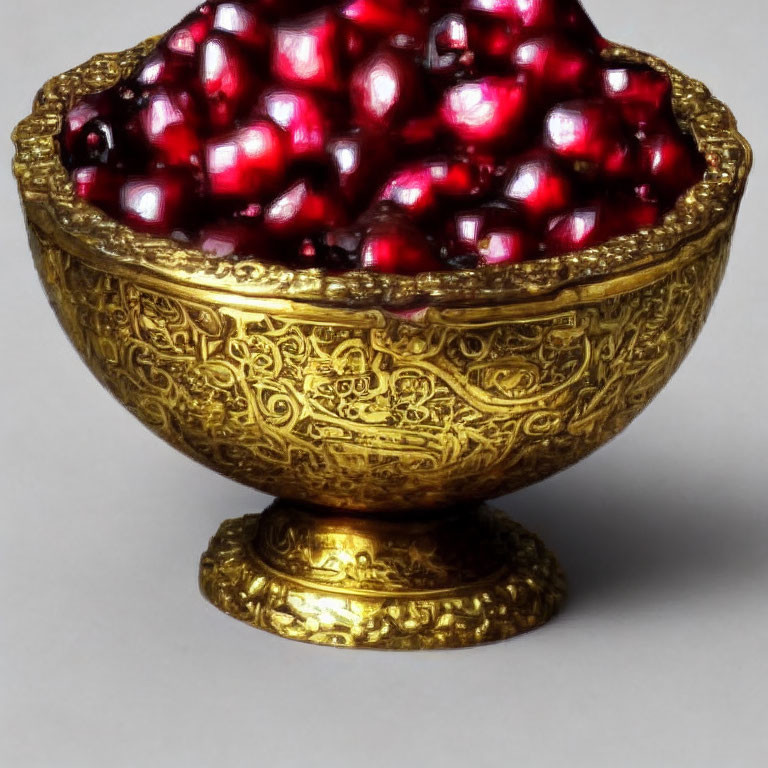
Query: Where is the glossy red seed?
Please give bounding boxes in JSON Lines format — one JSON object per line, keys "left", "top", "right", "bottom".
{"left": 466, "top": 13, "right": 516, "bottom": 68}
{"left": 71, "top": 165, "right": 123, "bottom": 210}
{"left": 264, "top": 180, "right": 346, "bottom": 236}
{"left": 205, "top": 120, "right": 285, "bottom": 200}
{"left": 134, "top": 88, "right": 202, "bottom": 168}
{"left": 163, "top": 9, "right": 212, "bottom": 58}
{"left": 441, "top": 76, "right": 528, "bottom": 144}
{"left": 544, "top": 99, "right": 626, "bottom": 164}
{"left": 428, "top": 156, "right": 485, "bottom": 197}
{"left": 513, "top": 34, "right": 598, "bottom": 103}
{"left": 74, "top": 118, "right": 117, "bottom": 166}
{"left": 117, "top": 170, "right": 195, "bottom": 235}
{"left": 545, "top": 196, "right": 660, "bottom": 255}
{"left": 503, "top": 150, "right": 573, "bottom": 223}
{"left": 454, "top": 205, "right": 520, "bottom": 249}
{"left": 63, "top": 0, "right": 696, "bottom": 275}
{"left": 341, "top": 23, "right": 370, "bottom": 63}
{"left": 259, "top": 87, "right": 330, "bottom": 161}
{"left": 545, "top": 204, "right": 604, "bottom": 254}
{"left": 601, "top": 139, "right": 640, "bottom": 179}
{"left": 351, "top": 49, "right": 422, "bottom": 128}
{"left": 640, "top": 132, "right": 705, "bottom": 200}
{"left": 378, "top": 155, "right": 485, "bottom": 217}
{"left": 197, "top": 220, "right": 270, "bottom": 257}
{"left": 322, "top": 225, "right": 365, "bottom": 269}
{"left": 477, "top": 228, "right": 535, "bottom": 265}
{"left": 399, "top": 113, "right": 445, "bottom": 148}
{"left": 602, "top": 65, "right": 672, "bottom": 127}
{"left": 341, "top": 0, "right": 426, "bottom": 42}
{"left": 360, "top": 222, "right": 442, "bottom": 274}
{"left": 634, "top": 182, "right": 657, "bottom": 204}
{"left": 272, "top": 10, "right": 343, "bottom": 92}
{"left": 133, "top": 48, "right": 191, "bottom": 88}
{"left": 466, "top": 0, "right": 595, "bottom": 34}
{"left": 213, "top": 2, "right": 270, "bottom": 50}
{"left": 378, "top": 166, "right": 436, "bottom": 217}
{"left": 328, "top": 130, "right": 391, "bottom": 204}
{"left": 200, "top": 33, "right": 257, "bottom": 130}
{"left": 558, "top": 0, "right": 603, "bottom": 48}
{"left": 427, "top": 14, "right": 470, "bottom": 74}
{"left": 615, "top": 197, "right": 660, "bottom": 231}
{"left": 465, "top": 0, "right": 558, "bottom": 27}
{"left": 61, "top": 92, "right": 115, "bottom": 156}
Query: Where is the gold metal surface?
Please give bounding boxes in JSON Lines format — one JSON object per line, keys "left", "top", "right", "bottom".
{"left": 12, "top": 40, "right": 751, "bottom": 648}
{"left": 200, "top": 502, "right": 564, "bottom": 649}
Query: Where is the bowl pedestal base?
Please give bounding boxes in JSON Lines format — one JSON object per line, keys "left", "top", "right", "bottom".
{"left": 199, "top": 501, "right": 565, "bottom": 650}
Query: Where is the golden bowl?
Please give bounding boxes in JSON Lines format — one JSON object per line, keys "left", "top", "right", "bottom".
{"left": 13, "top": 39, "right": 751, "bottom": 649}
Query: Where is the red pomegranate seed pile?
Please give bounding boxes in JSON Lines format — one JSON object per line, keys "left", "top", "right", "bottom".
{"left": 61, "top": 0, "right": 706, "bottom": 274}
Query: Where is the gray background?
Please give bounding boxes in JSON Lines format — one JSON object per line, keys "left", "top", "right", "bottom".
{"left": 1, "top": 1, "right": 766, "bottom": 765}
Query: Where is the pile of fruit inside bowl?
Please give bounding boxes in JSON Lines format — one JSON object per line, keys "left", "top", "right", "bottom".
{"left": 61, "top": 0, "right": 706, "bottom": 275}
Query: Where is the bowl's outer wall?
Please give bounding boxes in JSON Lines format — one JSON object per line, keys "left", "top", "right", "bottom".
{"left": 26, "top": 217, "right": 733, "bottom": 512}
{"left": 14, "top": 41, "right": 749, "bottom": 513}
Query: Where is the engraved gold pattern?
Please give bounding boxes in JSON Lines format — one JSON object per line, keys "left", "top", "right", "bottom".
{"left": 25, "top": 221, "right": 733, "bottom": 512}
{"left": 199, "top": 503, "right": 565, "bottom": 649}
{"left": 12, "top": 40, "right": 751, "bottom": 649}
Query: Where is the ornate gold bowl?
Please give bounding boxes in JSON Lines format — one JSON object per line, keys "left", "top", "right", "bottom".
{"left": 13, "top": 39, "right": 750, "bottom": 649}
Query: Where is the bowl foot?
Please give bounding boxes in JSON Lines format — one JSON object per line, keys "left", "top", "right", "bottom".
{"left": 199, "top": 500, "right": 565, "bottom": 650}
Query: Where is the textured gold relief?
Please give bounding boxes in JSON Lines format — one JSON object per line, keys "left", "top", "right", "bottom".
{"left": 13, "top": 41, "right": 751, "bottom": 648}
{"left": 200, "top": 502, "right": 565, "bottom": 649}
{"left": 27, "top": 222, "right": 732, "bottom": 512}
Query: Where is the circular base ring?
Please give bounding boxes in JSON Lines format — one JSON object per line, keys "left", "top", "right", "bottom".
{"left": 200, "top": 502, "right": 565, "bottom": 650}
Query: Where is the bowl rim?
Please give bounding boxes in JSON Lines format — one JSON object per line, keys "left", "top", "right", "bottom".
{"left": 12, "top": 38, "right": 752, "bottom": 310}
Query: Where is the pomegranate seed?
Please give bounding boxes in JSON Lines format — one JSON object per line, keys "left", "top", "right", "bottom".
{"left": 427, "top": 14, "right": 470, "bottom": 75}
{"left": 441, "top": 76, "right": 528, "bottom": 144}
{"left": 197, "top": 220, "right": 271, "bottom": 257}
{"left": 63, "top": 0, "right": 704, "bottom": 274}
{"left": 133, "top": 48, "right": 192, "bottom": 88}
{"left": 60, "top": 92, "right": 117, "bottom": 159}
{"left": 340, "top": 0, "right": 426, "bottom": 42}
{"left": 428, "top": 156, "right": 485, "bottom": 198}
{"left": 328, "top": 129, "right": 392, "bottom": 205}
{"left": 205, "top": 120, "right": 286, "bottom": 200}
{"left": 545, "top": 204, "right": 605, "bottom": 254}
{"left": 378, "top": 166, "right": 437, "bottom": 218}
{"left": 544, "top": 99, "right": 626, "bottom": 164}
{"left": 546, "top": 196, "right": 660, "bottom": 254}
{"left": 351, "top": 49, "right": 422, "bottom": 128}
{"left": 466, "top": 0, "right": 596, "bottom": 36}
{"left": 212, "top": 3, "right": 270, "bottom": 50}
{"left": 259, "top": 87, "right": 331, "bottom": 161}
{"left": 640, "top": 132, "right": 705, "bottom": 201}
{"left": 272, "top": 10, "right": 344, "bottom": 92}
{"left": 265, "top": 179, "right": 346, "bottom": 236}
{"left": 466, "top": 13, "right": 516, "bottom": 69}
{"left": 602, "top": 64, "right": 672, "bottom": 128}
{"left": 513, "top": 34, "right": 598, "bottom": 104}
{"left": 163, "top": 8, "right": 212, "bottom": 58}
{"left": 503, "top": 149, "right": 573, "bottom": 223}
{"left": 134, "top": 88, "right": 202, "bottom": 168}
{"left": 454, "top": 204, "right": 521, "bottom": 250}
{"left": 117, "top": 169, "right": 197, "bottom": 236}
{"left": 360, "top": 220, "right": 442, "bottom": 274}
{"left": 71, "top": 166, "right": 124, "bottom": 211}
{"left": 477, "top": 228, "right": 536, "bottom": 265}
{"left": 615, "top": 197, "right": 660, "bottom": 231}
{"left": 399, "top": 113, "right": 445, "bottom": 148}
{"left": 200, "top": 33, "right": 257, "bottom": 130}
